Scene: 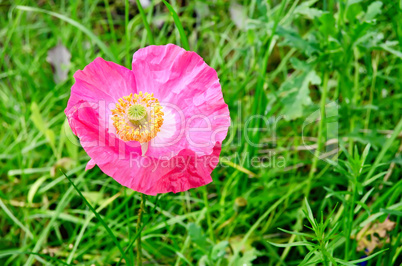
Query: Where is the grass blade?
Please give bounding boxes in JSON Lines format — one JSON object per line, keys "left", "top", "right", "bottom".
{"left": 61, "top": 171, "right": 129, "bottom": 265}
{"left": 24, "top": 173, "right": 81, "bottom": 265}
{"left": 66, "top": 192, "right": 122, "bottom": 264}
{"left": 365, "top": 118, "right": 402, "bottom": 182}
{"left": 334, "top": 249, "right": 387, "bottom": 265}
{"left": 268, "top": 241, "right": 316, "bottom": 248}
{"left": 1, "top": 250, "right": 71, "bottom": 265}
{"left": 15, "top": 5, "right": 117, "bottom": 61}
{"left": 0, "top": 199, "right": 33, "bottom": 239}
{"left": 136, "top": 0, "right": 155, "bottom": 45}
{"left": 162, "top": 0, "right": 190, "bottom": 50}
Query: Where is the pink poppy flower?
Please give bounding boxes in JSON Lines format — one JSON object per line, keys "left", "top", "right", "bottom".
{"left": 65, "top": 44, "right": 230, "bottom": 195}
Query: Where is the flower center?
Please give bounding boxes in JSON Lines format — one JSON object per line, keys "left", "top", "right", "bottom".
{"left": 111, "top": 91, "right": 164, "bottom": 143}
{"left": 127, "top": 104, "right": 147, "bottom": 125}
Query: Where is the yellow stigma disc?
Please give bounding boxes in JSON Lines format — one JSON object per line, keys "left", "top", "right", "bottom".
{"left": 111, "top": 91, "right": 164, "bottom": 143}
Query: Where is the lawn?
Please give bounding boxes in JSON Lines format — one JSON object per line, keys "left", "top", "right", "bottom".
{"left": 1, "top": 0, "right": 402, "bottom": 265}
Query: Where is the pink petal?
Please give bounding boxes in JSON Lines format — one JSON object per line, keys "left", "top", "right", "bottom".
{"left": 66, "top": 57, "right": 136, "bottom": 115}
{"left": 66, "top": 101, "right": 219, "bottom": 195}
{"left": 85, "top": 159, "right": 96, "bottom": 170}
{"left": 132, "top": 44, "right": 230, "bottom": 158}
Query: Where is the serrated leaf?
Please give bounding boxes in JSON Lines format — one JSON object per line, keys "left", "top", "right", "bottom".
{"left": 188, "top": 223, "right": 209, "bottom": 251}
{"left": 277, "top": 26, "right": 320, "bottom": 56}
{"left": 211, "top": 241, "right": 229, "bottom": 261}
{"left": 294, "top": 0, "right": 322, "bottom": 19}
{"left": 279, "top": 68, "right": 321, "bottom": 120}
{"left": 364, "top": 1, "right": 383, "bottom": 21}
{"left": 346, "top": 2, "right": 363, "bottom": 22}
{"left": 236, "top": 248, "right": 258, "bottom": 265}
{"left": 319, "top": 12, "right": 336, "bottom": 37}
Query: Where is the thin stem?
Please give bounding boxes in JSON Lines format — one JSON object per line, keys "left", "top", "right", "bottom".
{"left": 125, "top": 0, "right": 130, "bottom": 66}
{"left": 349, "top": 48, "right": 359, "bottom": 154}
{"left": 137, "top": 0, "right": 155, "bottom": 45}
{"left": 306, "top": 71, "right": 329, "bottom": 193}
{"left": 203, "top": 186, "right": 215, "bottom": 243}
{"left": 136, "top": 193, "right": 145, "bottom": 266}
{"left": 345, "top": 182, "right": 357, "bottom": 260}
{"left": 364, "top": 53, "right": 379, "bottom": 129}
{"left": 103, "top": 0, "right": 117, "bottom": 46}
{"left": 247, "top": 0, "right": 287, "bottom": 157}
{"left": 321, "top": 240, "right": 329, "bottom": 266}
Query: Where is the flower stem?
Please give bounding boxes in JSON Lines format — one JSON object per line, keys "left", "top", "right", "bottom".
{"left": 136, "top": 193, "right": 145, "bottom": 266}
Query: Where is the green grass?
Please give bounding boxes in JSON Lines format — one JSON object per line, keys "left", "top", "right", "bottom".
{"left": 1, "top": 0, "right": 402, "bottom": 265}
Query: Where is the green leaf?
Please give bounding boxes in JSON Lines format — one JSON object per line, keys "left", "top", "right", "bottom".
{"left": 294, "top": 0, "right": 323, "bottom": 19}
{"left": 188, "top": 223, "right": 209, "bottom": 251}
{"left": 346, "top": 2, "right": 363, "bottom": 22}
{"left": 365, "top": 1, "right": 383, "bottom": 21}
{"left": 45, "top": 129, "right": 56, "bottom": 151}
{"left": 355, "top": 187, "right": 375, "bottom": 213}
{"left": 319, "top": 12, "right": 336, "bottom": 38}
{"left": 30, "top": 102, "right": 56, "bottom": 153}
{"left": 277, "top": 228, "right": 315, "bottom": 238}
{"left": 360, "top": 143, "right": 371, "bottom": 167}
{"left": 268, "top": 241, "right": 315, "bottom": 248}
{"left": 363, "top": 171, "right": 387, "bottom": 186}
{"left": 236, "top": 248, "right": 258, "bottom": 265}
{"left": 354, "top": 201, "right": 371, "bottom": 216}
{"left": 279, "top": 67, "right": 321, "bottom": 120}
{"left": 347, "top": 0, "right": 363, "bottom": 5}
{"left": 30, "top": 102, "right": 47, "bottom": 135}
{"left": 211, "top": 241, "right": 229, "bottom": 261}
{"left": 60, "top": 119, "right": 79, "bottom": 160}
{"left": 304, "top": 198, "right": 316, "bottom": 228}
{"left": 335, "top": 249, "right": 387, "bottom": 265}
{"left": 27, "top": 176, "right": 47, "bottom": 204}
{"left": 380, "top": 208, "right": 402, "bottom": 216}
{"left": 277, "top": 26, "right": 319, "bottom": 56}
{"left": 379, "top": 43, "right": 402, "bottom": 59}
